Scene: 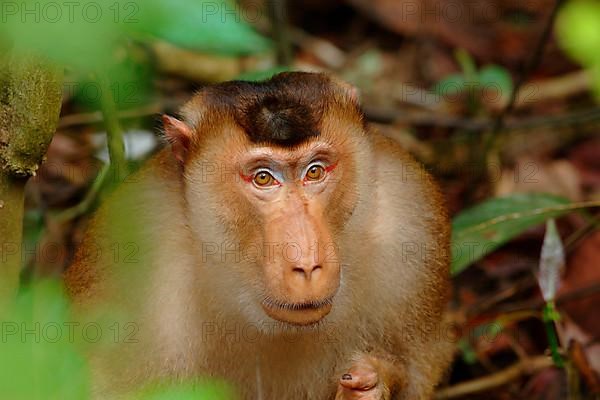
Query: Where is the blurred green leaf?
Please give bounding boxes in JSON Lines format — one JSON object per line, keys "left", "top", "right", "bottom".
{"left": 2, "top": 0, "right": 123, "bottom": 72}
{"left": 433, "top": 49, "right": 474, "bottom": 98}
{"left": 2, "top": 0, "right": 270, "bottom": 111}
{"left": 458, "top": 339, "right": 478, "bottom": 364}
{"left": 556, "top": 0, "right": 600, "bottom": 67}
{"left": 433, "top": 65, "right": 513, "bottom": 100}
{"left": 19, "top": 210, "right": 46, "bottom": 284}
{"left": 0, "top": 279, "right": 233, "bottom": 399}
{"left": 342, "top": 49, "right": 383, "bottom": 90}
{"left": 21, "top": 210, "right": 45, "bottom": 255}
{"left": 356, "top": 50, "right": 383, "bottom": 76}
{"left": 479, "top": 65, "right": 513, "bottom": 99}
{"left": 1, "top": 280, "right": 90, "bottom": 399}
{"left": 455, "top": 48, "right": 477, "bottom": 81}
{"left": 451, "top": 193, "right": 573, "bottom": 275}
{"left": 2, "top": 0, "right": 270, "bottom": 67}
{"left": 592, "top": 64, "right": 600, "bottom": 99}
{"left": 132, "top": 381, "right": 234, "bottom": 400}
{"left": 433, "top": 74, "right": 466, "bottom": 96}
{"left": 236, "top": 66, "right": 290, "bottom": 82}
{"left": 135, "top": 0, "right": 271, "bottom": 55}
{"left": 557, "top": 0, "right": 600, "bottom": 100}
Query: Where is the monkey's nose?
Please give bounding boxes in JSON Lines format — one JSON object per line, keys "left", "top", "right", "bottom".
{"left": 291, "top": 264, "right": 322, "bottom": 280}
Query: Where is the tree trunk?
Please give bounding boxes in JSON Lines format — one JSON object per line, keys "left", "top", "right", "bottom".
{"left": 0, "top": 54, "right": 62, "bottom": 310}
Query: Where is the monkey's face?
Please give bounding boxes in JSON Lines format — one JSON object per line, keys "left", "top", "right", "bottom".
{"left": 166, "top": 72, "right": 366, "bottom": 326}
{"left": 186, "top": 127, "right": 362, "bottom": 327}
{"left": 235, "top": 140, "right": 343, "bottom": 326}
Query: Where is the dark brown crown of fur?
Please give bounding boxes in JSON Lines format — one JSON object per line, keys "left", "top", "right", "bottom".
{"left": 197, "top": 72, "right": 358, "bottom": 147}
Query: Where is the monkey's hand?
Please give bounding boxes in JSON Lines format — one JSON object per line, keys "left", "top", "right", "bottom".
{"left": 335, "top": 354, "right": 403, "bottom": 400}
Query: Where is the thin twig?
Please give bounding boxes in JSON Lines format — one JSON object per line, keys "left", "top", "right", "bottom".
{"left": 480, "top": 0, "right": 566, "bottom": 183}
{"left": 363, "top": 106, "right": 600, "bottom": 131}
{"left": 97, "top": 73, "right": 127, "bottom": 182}
{"left": 58, "top": 100, "right": 180, "bottom": 128}
{"left": 488, "top": 0, "right": 566, "bottom": 139}
{"left": 58, "top": 100, "right": 600, "bottom": 133}
{"left": 467, "top": 276, "right": 537, "bottom": 318}
{"left": 53, "top": 163, "right": 110, "bottom": 222}
{"left": 435, "top": 356, "right": 554, "bottom": 399}
{"left": 290, "top": 27, "right": 347, "bottom": 69}
{"left": 268, "top": 0, "right": 292, "bottom": 66}
{"left": 564, "top": 212, "right": 600, "bottom": 251}
{"left": 494, "top": 282, "right": 600, "bottom": 315}
{"left": 514, "top": 70, "right": 591, "bottom": 109}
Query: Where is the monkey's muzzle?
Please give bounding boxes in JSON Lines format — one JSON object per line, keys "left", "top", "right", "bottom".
{"left": 261, "top": 295, "right": 335, "bottom": 326}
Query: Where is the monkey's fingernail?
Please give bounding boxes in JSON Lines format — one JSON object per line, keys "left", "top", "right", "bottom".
{"left": 342, "top": 373, "right": 353, "bottom": 380}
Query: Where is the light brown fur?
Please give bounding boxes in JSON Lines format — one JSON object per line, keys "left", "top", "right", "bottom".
{"left": 65, "top": 73, "right": 454, "bottom": 399}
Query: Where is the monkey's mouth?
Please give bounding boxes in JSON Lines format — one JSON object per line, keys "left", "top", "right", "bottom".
{"left": 261, "top": 296, "right": 334, "bottom": 326}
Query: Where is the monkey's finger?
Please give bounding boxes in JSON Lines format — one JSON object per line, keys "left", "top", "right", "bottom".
{"left": 335, "top": 385, "right": 385, "bottom": 400}
{"left": 338, "top": 363, "right": 379, "bottom": 390}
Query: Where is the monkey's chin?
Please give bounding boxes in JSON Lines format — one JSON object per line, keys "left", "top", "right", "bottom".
{"left": 261, "top": 302, "right": 333, "bottom": 326}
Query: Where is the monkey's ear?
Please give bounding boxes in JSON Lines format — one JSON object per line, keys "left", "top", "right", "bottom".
{"left": 342, "top": 82, "right": 359, "bottom": 103}
{"left": 162, "top": 115, "right": 193, "bottom": 163}
{"left": 330, "top": 76, "right": 360, "bottom": 103}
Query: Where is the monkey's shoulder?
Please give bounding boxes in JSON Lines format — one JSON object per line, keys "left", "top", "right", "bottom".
{"left": 366, "top": 130, "right": 450, "bottom": 297}
{"left": 369, "top": 131, "right": 441, "bottom": 200}
{"left": 65, "top": 149, "right": 187, "bottom": 300}
{"left": 368, "top": 129, "right": 449, "bottom": 243}
{"left": 86, "top": 149, "right": 185, "bottom": 235}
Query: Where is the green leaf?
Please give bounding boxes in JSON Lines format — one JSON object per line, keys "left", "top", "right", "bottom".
{"left": 134, "top": 0, "right": 271, "bottom": 55}
{"left": 356, "top": 50, "right": 383, "bottom": 76}
{"left": 1, "top": 0, "right": 270, "bottom": 72}
{"left": 21, "top": 210, "right": 45, "bottom": 257}
{"left": 479, "top": 65, "right": 513, "bottom": 100}
{"left": 455, "top": 48, "right": 477, "bottom": 81}
{"left": 590, "top": 64, "right": 600, "bottom": 102}
{"left": 432, "top": 74, "right": 467, "bottom": 96}
{"left": 556, "top": 0, "right": 600, "bottom": 67}
{"left": 451, "top": 193, "right": 578, "bottom": 275}
{"left": 236, "top": 66, "right": 290, "bottom": 82}
{"left": 1, "top": 279, "right": 231, "bottom": 398}
{"left": 1, "top": 0, "right": 124, "bottom": 72}
{"left": 555, "top": 1, "right": 600, "bottom": 101}
{"left": 133, "top": 381, "right": 234, "bottom": 400}
{"left": 458, "top": 339, "right": 478, "bottom": 364}
{"left": 1, "top": 280, "right": 91, "bottom": 399}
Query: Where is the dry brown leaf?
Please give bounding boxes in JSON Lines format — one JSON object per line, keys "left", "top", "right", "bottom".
{"left": 494, "top": 157, "right": 583, "bottom": 201}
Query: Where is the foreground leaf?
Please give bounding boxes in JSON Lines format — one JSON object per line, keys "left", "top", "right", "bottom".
{"left": 134, "top": 0, "right": 271, "bottom": 55}
{"left": 2, "top": 0, "right": 271, "bottom": 65}
{"left": 0, "top": 280, "right": 90, "bottom": 399}
{"left": 132, "top": 381, "right": 234, "bottom": 400}
{"left": 556, "top": 0, "right": 600, "bottom": 67}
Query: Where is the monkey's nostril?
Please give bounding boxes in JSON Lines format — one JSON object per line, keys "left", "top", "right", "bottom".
{"left": 292, "top": 267, "right": 310, "bottom": 280}
{"left": 292, "top": 265, "right": 322, "bottom": 280}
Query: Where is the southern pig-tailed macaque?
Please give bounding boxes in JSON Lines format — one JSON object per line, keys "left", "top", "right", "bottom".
{"left": 65, "top": 72, "right": 453, "bottom": 399}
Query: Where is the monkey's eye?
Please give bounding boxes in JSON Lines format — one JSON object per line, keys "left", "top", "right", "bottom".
{"left": 253, "top": 171, "right": 278, "bottom": 187}
{"left": 305, "top": 165, "right": 326, "bottom": 182}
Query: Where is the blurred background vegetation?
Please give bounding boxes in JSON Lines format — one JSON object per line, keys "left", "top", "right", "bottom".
{"left": 1, "top": 0, "right": 600, "bottom": 398}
